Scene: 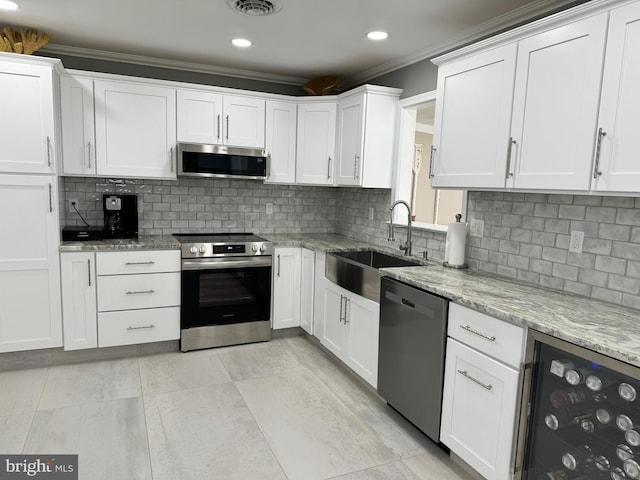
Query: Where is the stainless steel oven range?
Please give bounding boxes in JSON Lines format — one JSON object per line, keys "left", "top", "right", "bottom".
{"left": 174, "top": 233, "right": 273, "bottom": 352}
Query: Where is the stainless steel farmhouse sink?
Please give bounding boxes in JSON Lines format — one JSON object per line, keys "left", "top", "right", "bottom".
{"left": 325, "top": 250, "right": 422, "bottom": 303}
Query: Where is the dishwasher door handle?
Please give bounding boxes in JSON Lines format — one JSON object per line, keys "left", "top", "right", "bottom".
{"left": 401, "top": 298, "right": 415, "bottom": 309}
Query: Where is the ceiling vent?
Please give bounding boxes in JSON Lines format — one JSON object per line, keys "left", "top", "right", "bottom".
{"left": 228, "top": 0, "right": 282, "bottom": 16}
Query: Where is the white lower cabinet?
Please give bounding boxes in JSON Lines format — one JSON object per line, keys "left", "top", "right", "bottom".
{"left": 272, "top": 247, "right": 301, "bottom": 329}
{"left": 0, "top": 175, "right": 62, "bottom": 353}
{"left": 60, "top": 252, "right": 97, "bottom": 351}
{"left": 440, "top": 303, "right": 525, "bottom": 480}
{"left": 299, "top": 248, "right": 315, "bottom": 334}
{"left": 60, "top": 249, "right": 180, "bottom": 350}
{"left": 319, "top": 274, "right": 380, "bottom": 388}
{"left": 95, "top": 250, "right": 180, "bottom": 348}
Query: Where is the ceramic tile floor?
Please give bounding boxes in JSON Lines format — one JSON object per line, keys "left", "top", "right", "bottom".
{"left": 0, "top": 333, "right": 478, "bottom": 480}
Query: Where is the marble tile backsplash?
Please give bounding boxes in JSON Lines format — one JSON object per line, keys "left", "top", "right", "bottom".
{"left": 61, "top": 177, "right": 336, "bottom": 235}
{"left": 466, "top": 191, "right": 640, "bottom": 309}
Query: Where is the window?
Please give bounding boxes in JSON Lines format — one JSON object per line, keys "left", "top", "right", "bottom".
{"left": 393, "top": 92, "right": 465, "bottom": 230}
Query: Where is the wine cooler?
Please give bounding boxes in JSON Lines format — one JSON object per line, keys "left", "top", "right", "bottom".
{"left": 516, "top": 331, "right": 640, "bottom": 480}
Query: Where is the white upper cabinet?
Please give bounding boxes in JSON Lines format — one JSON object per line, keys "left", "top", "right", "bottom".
{"left": 336, "top": 87, "right": 401, "bottom": 188}
{"left": 296, "top": 102, "right": 336, "bottom": 185}
{"left": 264, "top": 100, "right": 297, "bottom": 184}
{"left": 0, "top": 57, "right": 57, "bottom": 174}
{"left": 431, "top": 2, "right": 638, "bottom": 194}
{"left": 95, "top": 80, "right": 177, "bottom": 179}
{"left": 509, "top": 14, "right": 607, "bottom": 190}
{"left": 431, "top": 44, "right": 517, "bottom": 189}
{"left": 593, "top": 2, "right": 640, "bottom": 193}
{"left": 60, "top": 75, "right": 96, "bottom": 176}
{"left": 177, "top": 90, "right": 265, "bottom": 148}
{"left": 176, "top": 89, "right": 223, "bottom": 144}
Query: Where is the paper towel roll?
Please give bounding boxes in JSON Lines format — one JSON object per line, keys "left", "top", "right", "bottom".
{"left": 446, "top": 221, "right": 467, "bottom": 266}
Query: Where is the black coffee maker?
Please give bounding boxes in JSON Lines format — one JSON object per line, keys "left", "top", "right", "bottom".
{"left": 103, "top": 194, "right": 138, "bottom": 239}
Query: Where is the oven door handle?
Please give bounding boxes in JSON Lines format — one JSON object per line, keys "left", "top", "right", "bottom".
{"left": 182, "top": 257, "right": 272, "bottom": 270}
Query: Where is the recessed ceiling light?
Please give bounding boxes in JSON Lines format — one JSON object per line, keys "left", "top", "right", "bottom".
{"left": 0, "top": 0, "right": 20, "bottom": 10}
{"left": 367, "top": 31, "right": 389, "bottom": 41}
{"left": 231, "top": 38, "right": 252, "bottom": 48}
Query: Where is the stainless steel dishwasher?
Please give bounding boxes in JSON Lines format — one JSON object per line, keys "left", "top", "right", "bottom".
{"left": 378, "top": 276, "right": 448, "bottom": 442}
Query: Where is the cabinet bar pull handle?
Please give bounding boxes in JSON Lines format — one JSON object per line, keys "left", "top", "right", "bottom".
{"left": 593, "top": 127, "right": 606, "bottom": 179}
{"left": 343, "top": 297, "right": 350, "bottom": 324}
{"left": 125, "top": 261, "right": 155, "bottom": 265}
{"left": 127, "top": 324, "right": 155, "bottom": 330}
{"left": 266, "top": 152, "right": 271, "bottom": 178}
{"left": 87, "top": 142, "right": 92, "bottom": 169}
{"left": 226, "top": 115, "right": 230, "bottom": 141}
{"left": 339, "top": 295, "right": 344, "bottom": 323}
{"left": 125, "top": 289, "right": 155, "bottom": 295}
{"left": 217, "top": 114, "right": 221, "bottom": 140}
{"left": 170, "top": 147, "right": 174, "bottom": 172}
{"left": 277, "top": 254, "right": 281, "bottom": 276}
{"left": 327, "top": 156, "right": 332, "bottom": 180}
{"left": 87, "top": 259, "right": 91, "bottom": 287}
{"left": 458, "top": 369, "right": 493, "bottom": 391}
{"left": 505, "top": 137, "right": 516, "bottom": 178}
{"left": 48, "top": 183, "right": 53, "bottom": 212}
{"left": 353, "top": 154, "right": 360, "bottom": 180}
{"left": 460, "top": 324, "right": 496, "bottom": 341}
{"left": 46, "top": 136, "right": 52, "bottom": 167}
{"left": 428, "top": 146, "right": 436, "bottom": 178}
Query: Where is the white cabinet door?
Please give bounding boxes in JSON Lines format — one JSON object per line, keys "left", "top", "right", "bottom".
{"left": 60, "top": 252, "right": 97, "bottom": 350}
{"left": 264, "top": 100, "right": 297, "bottom": 184}
{"left": 0, "top": 62, "right": 56, "bottom": 174}
{"left": 177, "top": 89, "right": 223, "bottom": 144}
{"left": 336, "top": 94, "right": 364, "bottom": 186}
{"left": 95, "top": 80, "right": 177, "bottom": 179}
{"left": 60, "top": 76, "right": 96, "bottom": 176}
{"left": 345, "top": 292, "right": 380, "bottom": 388}
{"left": 299, "top": 248, "right": 315, "bottom": 334}
{"left": 223, "top": 95, "right": 265, "bottom": 148}
{"left": 296, "top": 102, "right": 336, "bottom": 185}
{"left": 510, "top": 14, "right": 608, "bottom": 190}
{"left": 593, "top": 2, "right": 640, "bottom": 193}
{"left": 440, "top": 339, "right": 520, "bottom": 480}
{"left": 431, "top": 44, "right": 517, "bottom": 189}
{"left": 271, "top": 247, "right": 301, "bottom": 330}
{"left": 0, "top": 175, "right": 62, "bottom": 352}
{"left": 320, "top": 279, "right": 348, "bottom": 359}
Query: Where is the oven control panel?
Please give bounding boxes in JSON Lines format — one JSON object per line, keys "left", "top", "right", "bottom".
{"left": 181, "top": 242, "right": 273, "bottom": 258}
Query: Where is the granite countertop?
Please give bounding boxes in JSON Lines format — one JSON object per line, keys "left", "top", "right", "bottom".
{"left": 59, "top": 235, "right": 180, "bottom": 251}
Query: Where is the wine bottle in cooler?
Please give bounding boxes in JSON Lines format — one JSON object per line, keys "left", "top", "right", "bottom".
{"left": 550, "top": 388, "right": 591, "bottom": 409}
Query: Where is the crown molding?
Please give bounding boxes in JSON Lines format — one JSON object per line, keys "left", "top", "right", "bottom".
{"left": 343, "top": 0, "right": 584, "bottom": 87}
{"left": 39, "top": 44, "right": 308, "bottom": 86}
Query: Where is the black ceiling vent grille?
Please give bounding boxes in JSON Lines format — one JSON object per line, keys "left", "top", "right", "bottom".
{"left": 228, "top": 0, "right": 282, "bottom": 16}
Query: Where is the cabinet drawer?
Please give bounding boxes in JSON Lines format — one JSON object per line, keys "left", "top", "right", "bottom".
{"left": 96, "top": 250, "right": 180, "bottom": 275}
{"left": 97, "top": 272, "right": 180, "bottom": 312}
{"left": 98, "top": 307, "right": 179, "bottom": 347}
{"left": 448, "top": 303, "right": 525, "bottom": 367}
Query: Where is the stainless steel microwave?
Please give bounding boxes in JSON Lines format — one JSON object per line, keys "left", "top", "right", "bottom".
{"left": 177, "top": 143, "right": 268, "bottom": 179}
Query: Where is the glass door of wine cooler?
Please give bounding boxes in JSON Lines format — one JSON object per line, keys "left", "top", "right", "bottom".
{"left": 518, "top": 331, "right": 640, "bottom": 480}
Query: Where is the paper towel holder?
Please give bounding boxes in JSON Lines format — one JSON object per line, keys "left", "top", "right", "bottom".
{"left": 443, "top": 213, "right": 469, "bottom": 269}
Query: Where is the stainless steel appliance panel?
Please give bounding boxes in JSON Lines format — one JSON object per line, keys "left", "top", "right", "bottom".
{"left": 378, "top": 277, "right": 448, "bottom": 442}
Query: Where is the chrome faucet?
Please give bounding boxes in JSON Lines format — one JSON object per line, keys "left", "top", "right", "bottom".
{"left": 388, "top": 200, "right": 413, "bottom": 256}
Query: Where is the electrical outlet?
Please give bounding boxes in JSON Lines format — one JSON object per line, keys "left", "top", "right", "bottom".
{"left": 369, "top": 207, "right": 375, "bottom": 221}
{"left": 68, "top": 199, "right": 79, "bottom": 213}
{"left": 569, "top": 230, "right": 584, "bottom": 253}
{"left": 266, "top": 203, "right": 273, "bottom": 215}
{"left": 469, "top": 219, "right": 484, "bottom": 237}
